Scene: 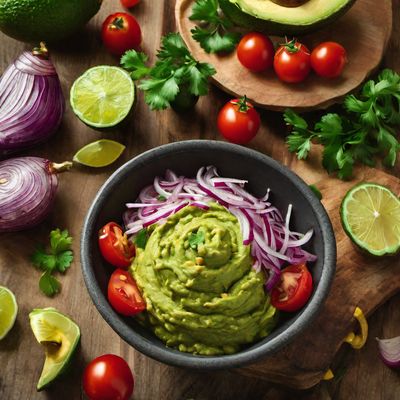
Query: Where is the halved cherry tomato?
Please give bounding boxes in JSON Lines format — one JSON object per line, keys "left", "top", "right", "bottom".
{"left": 273, "top": 39, "right": 311, "bottom": 83}
{"left": 271, "top": 263, "right": 313, "bottom": 312}
{"left": 217, "top": 95, "right": 261, "bottom": 144}
{"left": 311, "top": 41, "right": 347, "bottom": 78}
{"left": 237, "top": 32, "right": 275, "bottom": 72}
{"left": 108, "top": 269, "right": 146, "bottom": 316}
{"left": 121, "top": 0, "right": 140, "bottom": 8}
{"left": 102, "top": 12, "right": 141, "bottom": 56}
{"left": 99, "top": 222, "right": 135, "bottom": 269}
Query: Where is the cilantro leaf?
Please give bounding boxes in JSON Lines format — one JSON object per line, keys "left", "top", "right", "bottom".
{"left": 309, "top": 185, "right": 322, "bottom": 200}
{"left": 189, "top": 0, "right": 241, "bottom": 54}
{"left": 121, "top": 50, "right": 151, "bottom": 80}
{"left": 189, "top": 231, "right": 205, "bottom": 250}
{"left": 50, "top": 229, "right": 72, "bottom": 253}
{"left": 31, "top": 248, "right": 57, "bottom": 271}
{"left": 39, "top": 271, "right": 61, "bottom": 297}
{"left": 135, "top": 229, "right": 148, "bottom": 249}
{"left": 56, "top": 250, "right": 74, "bottom": 273}
{"left": 120, "top": 32, "right": 216, "bottom": 111}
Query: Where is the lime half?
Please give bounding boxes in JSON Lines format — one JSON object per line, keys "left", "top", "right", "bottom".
{"left": 70, "top": 66, "right": 135, "bottom": 128}
{"left": 73, "top": 139, "right": 126, "bottom": 167}
{"left": 0, "top": 286, "right": 18, "bottom": 340}
{"left": 341, "top": 183, "right": 400, "bottom": 256}
{"left": 30, "top": 308, "right": 80, "bottom": 391}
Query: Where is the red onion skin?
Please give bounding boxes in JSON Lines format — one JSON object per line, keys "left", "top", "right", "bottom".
{"left": 0, "top": 49, "right": 64, "bottom": 157}
{"left": 377, "top": 337, "right": 400, "bottom": 368}
{"left": 0, "top": 157, "right": 71, "bottom": 232}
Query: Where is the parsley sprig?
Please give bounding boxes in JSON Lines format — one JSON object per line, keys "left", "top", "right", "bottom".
{"left": 188, "top": 231, "right": 205, "bottom": 250}
{"left": 189, "top": 0, "right": 240, "bottom": 54}
{"left": 121, "top": 33, "right": 216, "bottom": 110}
{"left": 31, "top": 229, "right": 74, "bottom": 297}
{"left": 285, "top": 69, "right": 400, "bottom": 179}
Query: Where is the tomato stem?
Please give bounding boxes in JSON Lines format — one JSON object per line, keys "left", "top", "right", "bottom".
{"left": 232, "top": 95, "right": 251, "bottom": 113}
{"left": 281, "top": 38, "right": 300, "bottom": 53}
{"left": 111, "top": 17, "right": 125, "bottom": 30}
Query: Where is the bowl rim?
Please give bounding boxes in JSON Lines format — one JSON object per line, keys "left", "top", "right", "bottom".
{"left": 81, "top": 140, "right": 336, "bottom": 369}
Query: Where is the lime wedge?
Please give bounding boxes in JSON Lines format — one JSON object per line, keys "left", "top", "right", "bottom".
{"left": 0, "top": 286, "right": 18, "bottom": 340}
{"left": 30, "top": 308, "right": 80, "bottom": 391}
{"left": 73, "top": 139, "right": 126, "bottom": 167}
{"left": 341, "top": 183, "right": 400, "bottom": 256}
{"left": 70, "top": 66, "right": 135, "bottom": 128}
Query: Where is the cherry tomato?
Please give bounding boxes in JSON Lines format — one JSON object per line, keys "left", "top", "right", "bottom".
{"left": 99, "top": 222, "right": 135, "bottom": 269}
{"left": 271, "top": 263, "right": 313, "bottom": 312}
{"left": 102, "top": 13, "right": 141, "bottom": 56}
{"left": 121, "top": 0, "right": 140, "bottom": 8}
{"left": 83, "top": 354, "right": 134, "bottom": 400}
{"left": 108, "top": 269, "right": 146, "bottom": 316}
{"left": 217, "top": 96, "right": 261, "bottom": 144}
{"left": 237, "top": 32, "right": 275, "bottom": 72}
{"left": 273, "top": 39, "right": 311, "bottom": 83}
{"left": 311, "top": 41, "right": 347, "bottom": 78}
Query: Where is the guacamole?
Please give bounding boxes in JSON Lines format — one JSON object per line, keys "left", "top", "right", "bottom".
{"left": 131, "top": 203, "right": 277, "bottom": 355}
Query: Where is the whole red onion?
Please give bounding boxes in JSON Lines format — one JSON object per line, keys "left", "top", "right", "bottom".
{"left": 0, "top": 157, "right": 72, "bottom": 232}
{"left": 0, "top": 43, "right": 65, "bottom": 156}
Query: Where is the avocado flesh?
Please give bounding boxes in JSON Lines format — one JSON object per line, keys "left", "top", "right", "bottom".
{"left": 220, "top": 0, "right": 356, "bottom": 35}
{"left": 29, "top": 308, "right": 80, "bottom": 391}
{"left": 0, "top": 0, "right": 102, "bottom": 42}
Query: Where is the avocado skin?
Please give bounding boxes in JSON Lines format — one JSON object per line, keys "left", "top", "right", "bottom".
{"left": 219, "top": 0, "right": 356, "bottom": 36}
{"left": 0, "top": 0, "right": 102, "bottom": 43}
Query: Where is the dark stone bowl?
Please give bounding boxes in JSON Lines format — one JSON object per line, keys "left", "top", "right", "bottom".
{"left": 81, "top": 140, "right": 336, "bottom": 369}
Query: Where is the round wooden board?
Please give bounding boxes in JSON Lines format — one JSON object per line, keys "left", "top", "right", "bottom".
{"left": 176, "top": 0, "right": 393, "bottom": 111}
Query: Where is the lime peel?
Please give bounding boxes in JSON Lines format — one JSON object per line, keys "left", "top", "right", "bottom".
{"left": 340, "top": 182, "right": 400, "bottom": 256}
{"left": 73, "top": 139, "right": 126, "bottom": 168}
{"left": 0, "top": 286, "right": 18, "bottom": 340}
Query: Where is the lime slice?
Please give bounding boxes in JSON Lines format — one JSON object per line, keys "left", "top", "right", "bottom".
{"left": 341, "top": 183, "right": 400, "bottom": 256}
{"left": 73, "top": 139, "right": 126, "bottom": 167}
{"left": 0, "top": 286, "right": 18, "bottom": 340}
{"left": 30, "top": 308, "right": 80, "bottom": 391}
{"left": 70, "top": 66, "right": 135, "bottom": 128}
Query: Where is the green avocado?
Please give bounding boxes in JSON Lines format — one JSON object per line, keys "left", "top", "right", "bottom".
{"left": 219, "top": 0, "right": 356, "bottom": 35}
{"left": 131, "top": 203, "right": 277, "bottom": 356}
{"left": 0, "top": 0, "right": 102, "bottom": 43}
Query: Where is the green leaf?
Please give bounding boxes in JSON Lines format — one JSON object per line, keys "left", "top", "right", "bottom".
{"left": 50, "top": 229, "right": 72, "bottom": 254}
{"left": 190, "top": 0, "right": 220, "bottom": 24}
{"left": 191, "top": 27, "right": 240, "bottom": 54}
{"left": 157, "top": 33, "right": 190, "bottom": 60}
{"left": 188, "top": 231, "right": 205, "bottom": 250}
{"left": 120, "top": 50, "right": 151, "bottom": 80}
{"left": 139, "top": 76, "right": 180, "bottom": 110}
{"left": 39, "top": 271, "right": 61, "bottom": 297}
{"left": 31, "top": 249, "right": 57, "bottom": 272}
{"left": 315, "top": 113, "right": 343, "bottom": 140}
{"left": 283, "top": 109, "right": 309, "bottom": 130}
{"left": 135, "top": 229, "right": 148, "bottom": 249}
{"left": 55, "top": 251, "right": 74, "bottom": 273}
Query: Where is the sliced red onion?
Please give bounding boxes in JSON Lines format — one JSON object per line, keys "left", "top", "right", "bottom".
{"left": 0, "top": 157, "right": 72, "bottom": 232}
{"left": 123, "top": 166, "right": 316, "bottom": 291}
{"left": 376, "top": 336, "right": 400, "bottom": 368}
{"left": 0, "top": 43, "right": 64, "bottom": 156}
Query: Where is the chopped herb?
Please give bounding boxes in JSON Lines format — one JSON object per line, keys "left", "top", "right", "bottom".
{"left": 31, "top": 229, "right": 74, "bottom": 297}
{"left": 135, "top": 229, "right": 148, "bottom": 249}
{"left": 189, "top": 231, "right": 205, "bottom": 249}
{"left": 121, "top": 33, "right": 216, "bottom": 110}
{"left": 157, "top": 195, "right": 167, "bottom": 201}
{"left": 285, "top": 69, "right": 400, "bottom": 180}
{"left": 189, "top": 0, "right": 241, "bottom": 54}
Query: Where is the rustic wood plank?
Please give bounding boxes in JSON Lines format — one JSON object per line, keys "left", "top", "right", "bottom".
{"left": 0, "top": 0, "right": 399, "bottom": 399}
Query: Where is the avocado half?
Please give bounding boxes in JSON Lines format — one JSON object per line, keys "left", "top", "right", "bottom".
{"left": 219, "top": 0, "right": 357, "bottom": 36}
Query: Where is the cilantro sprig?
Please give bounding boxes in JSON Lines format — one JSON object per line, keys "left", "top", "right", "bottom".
{"left": 189, "top": 231, "right": 205, "bottom": 250}
{"left": 31, "top": 229, "right": 74, "bottom": 297}
{"left": 285, "top": 69, "right": 400, "bottom": 180}
{"left": 189, "top": 0, "right": 241, "bottom": 54}
{"left": 121, "top": 33, "right": 216, "bottom": 110}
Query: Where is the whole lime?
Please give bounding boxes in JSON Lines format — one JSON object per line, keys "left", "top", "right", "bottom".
{"left": 0, "top": 0, "right": 102, "bottom": 43}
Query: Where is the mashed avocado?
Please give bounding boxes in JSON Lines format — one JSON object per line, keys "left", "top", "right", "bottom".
{"left": 131, "top": 203, "right": 277, "bottom": 355}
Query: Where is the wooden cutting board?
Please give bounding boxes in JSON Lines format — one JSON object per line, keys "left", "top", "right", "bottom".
{"left": 238, "top": 166, "right": 400, "bottom": 389}
{"left": 176, "top": 0, "right": 393, "bottom": 111}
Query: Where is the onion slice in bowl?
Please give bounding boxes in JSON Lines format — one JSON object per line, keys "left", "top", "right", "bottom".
{"left": 376, "top": 336, "right": 400, "bottom": 368}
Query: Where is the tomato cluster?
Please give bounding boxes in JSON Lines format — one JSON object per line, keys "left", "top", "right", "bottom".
{"left": 237, "top": 34, "right": 347, "bottom": 83}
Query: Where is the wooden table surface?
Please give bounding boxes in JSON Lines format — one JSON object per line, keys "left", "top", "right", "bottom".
{"left": 0, "top": 0, "right": 399, "bottom": 399}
